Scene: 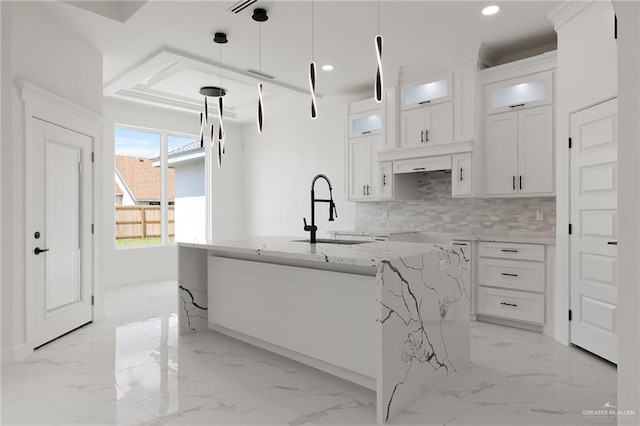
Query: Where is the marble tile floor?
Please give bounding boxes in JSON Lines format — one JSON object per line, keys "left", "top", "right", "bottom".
{"left": 1, "top": 281, "right": 617, "bottom": 426}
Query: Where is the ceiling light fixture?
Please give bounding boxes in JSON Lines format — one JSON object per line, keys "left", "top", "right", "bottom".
{"left": 375, "top": 0, "right": 383, "bottom": 103}
{"left": 309, "top": 0, "right": 317, "bottom": 119}
{"left": 214, "top": 32, "right": 228, "bottom": 168}
{"left": 252, "top": 8, "right": 268, "bottom": 134}
{"left": 321, "top": 64, "right": 334, "bottom": 71}
{"left": 482, "top": 5, "right": 500, "bottom": 16}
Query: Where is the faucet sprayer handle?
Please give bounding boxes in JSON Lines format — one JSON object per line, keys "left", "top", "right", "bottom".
{"left": 329, "top": 201, "right": 336, "bottom": 221}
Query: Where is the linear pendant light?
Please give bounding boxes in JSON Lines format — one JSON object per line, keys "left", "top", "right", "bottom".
{"left": 214, "top": 32, "right": 228, "bottom": 166}
{"left": 375, "top": 0, "right": 383, "bottom": 103}
{"left": 309, "top": 0, "right": 317, "bottom": 119}
{"left": 252, "top": 8, "right": 268, "bottom": 133}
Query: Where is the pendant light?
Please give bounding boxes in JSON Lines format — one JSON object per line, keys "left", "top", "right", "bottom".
{"left": 309, "top": 0, "right": 317, "bottom": 119}
{"left": 375, "top": 0, "right": 383, "bottom": 103}
{"left": 252, "top": 8, "right": 268, "bottom": 133}
{"left": 214, "top": 32, "right": 228, "bottom": 165}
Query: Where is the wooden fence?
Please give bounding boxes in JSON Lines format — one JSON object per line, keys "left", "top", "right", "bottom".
{"left": 115, "top": 205, "right": 175, "bottom": 239}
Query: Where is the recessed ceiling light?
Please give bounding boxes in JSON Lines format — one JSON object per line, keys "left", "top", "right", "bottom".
{"left": 321, "top": 64, "right": 334, "bottom": 71}
{"left": 482, "top": 5, "right": 500, "bottom": 16}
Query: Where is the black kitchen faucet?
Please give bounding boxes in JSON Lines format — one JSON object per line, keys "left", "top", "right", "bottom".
{"left": 303, "top": 174, "right": 337, "bottom": 243}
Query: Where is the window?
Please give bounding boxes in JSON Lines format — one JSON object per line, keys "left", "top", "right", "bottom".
{"left": 114, "top": 126, "right": 197, "bottom": 247}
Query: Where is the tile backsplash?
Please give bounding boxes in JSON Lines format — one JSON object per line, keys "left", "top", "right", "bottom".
{"left": 356, "top": 171, "right": 556, "bottom": 234}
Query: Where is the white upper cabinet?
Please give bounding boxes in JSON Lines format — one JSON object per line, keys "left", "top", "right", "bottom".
{"left": 485, "top": 105, "right": 554, "bottom": 196}
{"left": 485, "top": 71, "right": 553, "bottom": 114}
{"left": 349, "top": 111, "right": 383, "bottom": 138}
{"left": 400, "top": 103, "right": 454, "bottom": 148}
{"left": 451, "top": 153, "right": 473, "bottom": 197}
{"left": 401, "top": 72, "right": 452, "bottom": 110}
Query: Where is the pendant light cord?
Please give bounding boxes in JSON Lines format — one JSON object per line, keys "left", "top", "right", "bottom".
{"left": 259, "top": 23, "right": 262, "bottom": 71}
{"left": 311, "top": 0, "right": 314, "bottom": 61}
{"left": 377, "top": 0, "right": 380, "bottom": 34}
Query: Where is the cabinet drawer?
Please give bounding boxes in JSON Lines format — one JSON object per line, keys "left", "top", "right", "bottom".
{"left": 394, "top": 155, "right": 451, "bottom": 174}
{"left": 478, "top": 242, "right": 544, "bottom": 261}
{"left": 477, "top": 287, "right": 544, "bottom": 324}
{"left": 478, "top": 259, "right": 545, "bottom": 293}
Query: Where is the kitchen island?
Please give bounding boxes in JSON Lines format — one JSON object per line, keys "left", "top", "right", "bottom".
{"left": 178, "top": 237, "right": 470, "bottom": 423}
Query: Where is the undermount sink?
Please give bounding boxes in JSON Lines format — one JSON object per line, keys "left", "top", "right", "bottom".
{"left": 292, "top": 238, "right": 369, "bottom": 245}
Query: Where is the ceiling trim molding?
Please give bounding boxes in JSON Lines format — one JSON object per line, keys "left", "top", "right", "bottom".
{"left": 548, "top": 0, "right": 595, "bottom": 31}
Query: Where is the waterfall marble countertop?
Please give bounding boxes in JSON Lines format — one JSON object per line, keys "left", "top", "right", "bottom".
{"left": 178, "top": 236, "right": 458, "bottom": 270}
{"left": 329, "top": 230, "right": 556, "bottom": 245}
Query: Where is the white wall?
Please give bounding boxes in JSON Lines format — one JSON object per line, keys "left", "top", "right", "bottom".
{"left": 552, "top": 0, "right": 617, "bottom": 345}
{"left": 614, "top": 0, "right": 640, "bottom": 418}
{"left": 174, "top": 160, "right": 205, "bottom": 242}
{"left": 0, "top": 1, "right": 103, "bottom": 362}
{"left": 241, "top": 95, "right": 355, "bottom": 238}
{"left": 101, "top": 99, "right": 244, "bottom": 286}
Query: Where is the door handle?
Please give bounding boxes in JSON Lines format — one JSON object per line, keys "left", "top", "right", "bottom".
{"left": 34, "top": 247, "right": 50, "bottom": 255}
{"left": 607, "top": 241, "right": 618, "bottom": 245}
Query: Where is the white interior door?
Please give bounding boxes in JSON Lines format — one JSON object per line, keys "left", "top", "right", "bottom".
{"left": 570, "top": 98, "right": 618, "bottom": 364}
{"left": 31, "top": 118, "right": 92, "bottom": 348}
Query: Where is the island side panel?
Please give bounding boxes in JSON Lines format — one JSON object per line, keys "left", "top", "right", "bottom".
{"left": 178, "top": 246, "right": 209, "bottom": 333}
{"left": 376, "top": 246, "right": 470, "bottom": 423}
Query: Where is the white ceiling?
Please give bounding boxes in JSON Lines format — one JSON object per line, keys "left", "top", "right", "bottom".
{"left": 41, "top": 0, "right": 562, "bottom": 120}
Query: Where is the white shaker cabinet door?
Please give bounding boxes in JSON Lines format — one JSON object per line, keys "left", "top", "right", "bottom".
{"left": 518, "top": 105, "right": 554, "bottom": 195}
{"left": 486, "top": 112, "right": 518, "bottom": 195}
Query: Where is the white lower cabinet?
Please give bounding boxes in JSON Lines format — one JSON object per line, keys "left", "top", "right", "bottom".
{"left": 476, "top": 241, "right": 546, "bottom": 326}
{"left": 477, "top": 287, "right": 545, "bottom": 324}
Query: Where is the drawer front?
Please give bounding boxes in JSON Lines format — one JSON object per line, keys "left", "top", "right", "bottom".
{"left": 477, "top": 287, "right": 545, "bottom": 324}
{"left": 478, "top": 259, "right": 545, "bottom": 293}
{"left": 478, "top": 242, "right": 545, "bottom": 261}
{"left": 393, "top": 155, "right": 452, "bottom": 174}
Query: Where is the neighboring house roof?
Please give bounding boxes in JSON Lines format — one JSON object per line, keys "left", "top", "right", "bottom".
{"left": 152, "top": 140, "right": 204, "bottom": 167}
{"left": 115, "top": 155, "right": 175, "bottom": 202}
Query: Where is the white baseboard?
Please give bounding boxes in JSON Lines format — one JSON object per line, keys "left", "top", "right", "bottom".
{"left": 1, "top": 343, "right": 31, "bottom": 365}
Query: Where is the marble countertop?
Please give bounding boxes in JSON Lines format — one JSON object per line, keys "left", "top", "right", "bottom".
{"left": 178, "top": 236, "right": 456, "bottom": 269}
{"left": 329, "top": 230, "right": 556, "bottom": 245}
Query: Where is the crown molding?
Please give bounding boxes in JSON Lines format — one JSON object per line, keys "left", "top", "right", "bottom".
{"left": 548, "top": 0, "right": 595, "bottom": 31}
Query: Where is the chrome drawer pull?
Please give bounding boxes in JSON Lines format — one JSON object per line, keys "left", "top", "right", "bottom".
{"left": 501, "top": 273, "right": 518, "bottom": 277}
{"left": 500, "top": 302, "right": 518, "bottom": 307}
